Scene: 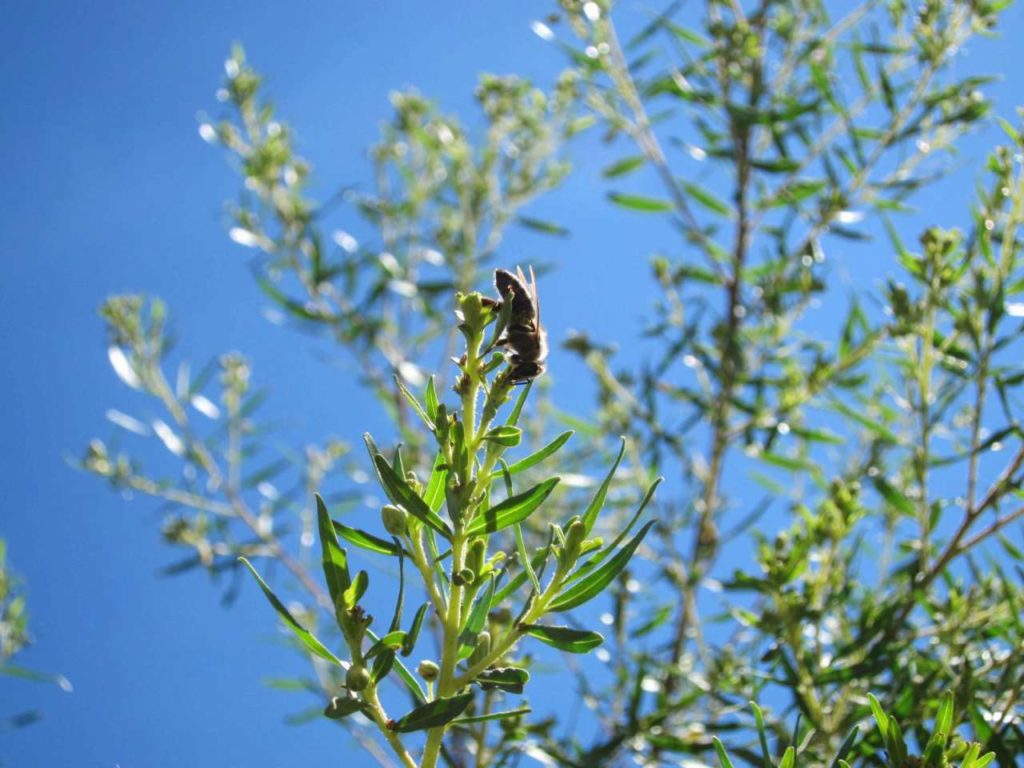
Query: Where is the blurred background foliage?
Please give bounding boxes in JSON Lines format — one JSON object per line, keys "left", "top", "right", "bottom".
{"left": 0, "top": 541, "right": 70, "bottom": 735}
{"left": 76, "top": 0, "right": 1024, "bottom": 765}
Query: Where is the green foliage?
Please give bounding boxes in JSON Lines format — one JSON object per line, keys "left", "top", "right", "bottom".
{"left": 80, "top": 2, "right": 1024, "bottom": 766}
{"left": 0, "top": 540, "right": 71, "bottom": 730}
{"left": 0, "top": 540, "right": 29, "bottom": 665}
{"left": 236, "top": 285, "right": 651, "bottom": 766}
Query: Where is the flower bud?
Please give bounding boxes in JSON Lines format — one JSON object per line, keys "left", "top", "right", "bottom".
{"left": 469, "top": 630, "right": 491, "bottom": 666}
{"left": 381, "top": 505, "right": 408, "bottom": 537}
{"left": 465, "top": 538, "right": 486, "bottom": 577}
{"left": 346, "top": 664, "right": 370, "bottom": 692}
{"left": 417, "top": 659, "right": 439, "bottom": 682}
{"left": 559, "top": 518, "right": 586, "bottom": 569}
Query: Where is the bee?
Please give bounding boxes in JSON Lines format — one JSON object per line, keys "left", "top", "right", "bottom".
{"left": 491, "top": 266, "right": 548, "bottom": 384}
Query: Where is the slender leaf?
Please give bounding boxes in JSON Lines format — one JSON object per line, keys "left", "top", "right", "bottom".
{"left": 366, "top": 628, "right": 426, "bottom": 703}
{"left": 712, "top": 737, "right": 736, "bottom": 768}
{"left": 751, "top": 701, "right": 772, "bottom": 768}
{"left": 424, "top": 377, "right": 439, "bottom": 420}
{"left": 935, "top": 691, "right": 954, "bottom": 741}
{"left": 682, "top": 181, "right": 732, "bottom": 216}
{"left": 451, "top": 706, "right": 531, "bottom": 725}
{"left": 367, "top": 440, "right": 452, "bottom": 538}
{"left": 583, "top": 437, "right": 626, "bottom": 534}
{"left": 831, "top": 726, "right": 860, "bottom": 768}
{"left": 571, "top": 478, "right": 661, "bottom": 581}
{"left": 324, "top": 695, "right": 369, "bottom": 720}
{"left": 521, "top": 624, "right": 604, "bottom": 653}
{"left": 394, "top": 375, "right": 433, "bottom": 430}
{"left": 517, "top": 216, "right": 569, "bottom": 237}
{"left": 607, "top": 192, "right": 673, "bottom": 213}
{"left": 458, "top": 576, "right": 496, "bottom": 660}
{"left": 483, "top": 426, "right": 522, "bottom": 447}
{"left": 493, "top": 430, "right": 573, "bottom": 480}
{"left": 550, "top": 520, "right": 656, "bottom": 612}
{"left": 423, "top": 452, "right": 447, "bottom": 513}
{"left": 602, "top": 155, "right": 647, "bottom": 179}
{"left": 402, "top": 603, "right": 429, "bottom": 656}
{"left": 465, "top": 477, "right": 560, "bottom": 536}
{"left": 316, "top": 494, "right": 350, "bottom": 608}
{"left": 239, "top": 558, "right": 343, "bottom": 666}
{"left": 333, "top": 520, "right": 404, "bottom": 557}
{"left": 392, "top": 691, "right": 474, "bottom": 733}
{"left": 476, "top": 667, "right": 529, "bottom": 693}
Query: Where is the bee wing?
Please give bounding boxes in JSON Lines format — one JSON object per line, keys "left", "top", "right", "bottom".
{"left": 528, "top": 265, "right": 541, "bottom": 325}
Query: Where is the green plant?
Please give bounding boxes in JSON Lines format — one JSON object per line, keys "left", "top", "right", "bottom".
{"left": 241, "top": 287, "right": 658, "bottom": 767}
{"left": 81, "top": 1, "right": 1024, "bottom": 766}
{"left": 0, "top": 539, "right": 70, "bottom": 731}
{"left": 709, "top": 692, "right": 998, "bottom": 768}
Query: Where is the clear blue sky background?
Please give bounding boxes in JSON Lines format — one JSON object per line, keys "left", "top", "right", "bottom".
{"left": 2, "top": 2, "right": 1023, "bottom": 767}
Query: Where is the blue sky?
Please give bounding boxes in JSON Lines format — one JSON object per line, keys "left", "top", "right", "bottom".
{"left": 2, "top": 1, "right": 1023, "bottom": 766}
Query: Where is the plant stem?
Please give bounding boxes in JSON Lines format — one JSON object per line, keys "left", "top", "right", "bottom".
{"left": 423, "top": 325, "right": 487, "bottom": 768}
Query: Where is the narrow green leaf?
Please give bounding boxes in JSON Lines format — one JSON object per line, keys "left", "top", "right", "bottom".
{"left": 256, "top": 276, "right": 322, "bottom": 321}
{"left": 316, "top": 494, "right": 350, "bottom": 607}
{"left": 682, "top": 181, "right": 732, "bottom": 216}
{"left": 872, "top": 477, "right": 915, "bottom": 517}
{"left": 583, "top": 437, "right": 626, "bottom": 535}
{"left": 492, "top": 546, "right": 551, "bottom": 607}
{"left": 392, "top": 691, "right": 474, "bottom": 733}
{"left": 607, "top": 192, "right": 673, "bottom": 213}
{"left": 521, "top": 624, "right": 604, "bottom": 653}
{"left": 493, "top": 430, "right": 573, "bottom": 479}
{"left": 390, "top": 543, "right": 405, "bottom": 632}
{"left": 243, "top": 458, "right": 291, "bottom": 489}
{"left": 602, "top": 155, "right": 647, "bottom": 179}
{"left": 333, "top": 520, "right": 404, "bottom": 557}
{"left": 779, "top": 746, "right": 795, "bottom": 768}
{"left": 371, "top": 649, "right": 395, "bottom": 684}
{"left": 712, "top": 737, "right": 736, "bottom": 768}
{"left": 934, "top": 691, "right": 954, "bottom": 743}
{"left": 517, "top": 216, "right": 569, "bottom": 237}
{"left": 830, "top": 400, "right": 899, "bottom": 444}
{"left": 402, "top": 603, "right": 429, "bottom": 656}
{"left": 366, "top": 628, "right": 426, "bottom": 703}
{"left": 0, "top": 665, "right": 71, "bottom": 691}
{"left": 867, "top": 693, "right": 889, "bottom": 741}
{"left": 424, "top": 377, "right": 439, "bottom": 420}
{"left": 423, "top": 452, "right": 447, "bottom": 513}
{"left": 465, "top": 477, "right": 560, "bottom": 536}
{"left": 367, "top": 440, "right": 452, "bottom": 539}
{"left": 751, "top": 701, "right": 772, "bottom": 768}
{"left": 550, "top": 519, "right": 656, "bottom": 612}
{"left": 458, "top": 576, "right": 496, "bottom": 660}
{"left": 497, "top": 460, "right": 540, "bottom": 598}
{"left": 324, "top": 695, "right": 369, "bottom": 720}
{"left": 505, "top": 382, "right": 531, "bottom": 427}
{"left": 482, "top": 426, "right": 522, "bottom": 447}
{"left": 750, "top": 157, "right": 801, "bottom": 173}
{"left": 394, "top": 375, "right": 433, "bottom": 430}
{"left": 451, "top": 706, "right": 531, "bottom": 725}
{"left": 572, "top": 478, "right": 661, "bottom": 581}
{"left": 366, "top": 630, "right": 406, "bottom": 659}
{"left": 515, "top": 523, "right": 542, "bottom": 594}
{"left": 239, "top": 558, "right": 343, "bottom": 666}
{"left": 343, "top": 570, "right": 368, "bottom": 607}
{"left": 830, "top": 726, "right": 859, "bottom": 768}
{"left": 475, "top": 667, "right": 529, "bottom": 693}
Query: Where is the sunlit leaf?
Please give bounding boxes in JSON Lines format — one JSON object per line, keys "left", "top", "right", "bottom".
{"left": 521, "top": 623, "right": 604, "bottom": 653}
{"left": 239, "top": 558, "right": 343, "bottom": 666}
